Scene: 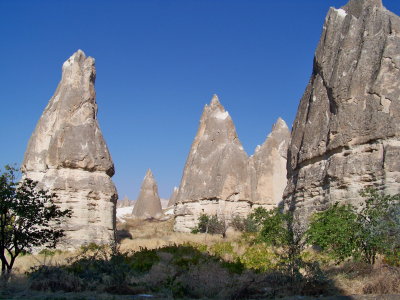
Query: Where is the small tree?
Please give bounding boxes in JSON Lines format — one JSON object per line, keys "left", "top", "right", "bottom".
{"left": 306, "top": 203, "right": 359, "bottom": 263}
{"left": 259, "top": 208, "right": 305, "bottom": 278}
{"left": 0, "top": 165, "right": 71, "bottom": 278}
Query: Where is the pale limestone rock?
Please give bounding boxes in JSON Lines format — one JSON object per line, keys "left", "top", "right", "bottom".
{"left": 22, "top": 50, "right": 117, "bottom": 249}
{"left": 249, "top": 118, "right": 290, "bottom": 209}
{"left": 174, "top": 95, "right": 252, "bottom": 232}
{"left": 174, "top": 95, "right": 289, "bottom": 232}
{"left": 132, "top": 169, "right": 163, "bottom": 219}
{"left": 284, "top": 0, "right": 400, "bottom": 226}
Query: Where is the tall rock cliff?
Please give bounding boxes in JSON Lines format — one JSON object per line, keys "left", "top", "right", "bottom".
{"left": 132, "top": 169, "right": 163, "bottom": 218}
{"left": 249, "top": 118, "right": 290, "bottom": 208}
{"left": 284, "top": 0, "right": 400, "bottom": 224}
{"left": 174, "top": 95, "right": 251, "bottom": 231}
{"left": 22, "top": 50, "right": 118, "bottom": 249}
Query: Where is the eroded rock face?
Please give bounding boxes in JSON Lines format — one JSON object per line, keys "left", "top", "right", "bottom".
{"left": 132, "top": 169, "right": 163, "bottom": 219}
{"left": 284, "top": 0, "right": 400, "bottom": 225}
{"left": 174, "top": 95, "right": 252, "bottom": 232}
{"left": 249, "top": 118, "right": 290, "bottom": 208}
{"left": 176, "top": 95, "right": 251, "bottom": 203}
{"left": 174, "top": 95, "right": 289, "bottom": 232}
{"left": 22, "top": 50, "right": 118, "bottom": 249}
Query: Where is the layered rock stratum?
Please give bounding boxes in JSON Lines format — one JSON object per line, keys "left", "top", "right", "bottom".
{"left": 22, "top": 50, "right": 118, "bottom": 249}
{"left": 284, "top": 0, "right": 400, "bottom": 224}
{"left": 132, "top": 169, "right": 163, "bottom": 218}
{"left": 174, "top": 95, "right": 290, "bottom": 232}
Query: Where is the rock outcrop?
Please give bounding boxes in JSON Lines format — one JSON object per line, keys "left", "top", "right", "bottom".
{"left": 22, "top": 50, "right": 118, "bottom": 249}
{"left": 118, "top": 196, "right": 133, "bottom": 208}
{"left": 132, "top": 169, "right": 163, "bottom": 218}
{"left": 284, "top": 0, "right": 400, "bottom": 225}
{"left": 249, "top": 118, "right": 291, "bottom": 208}
{"left": 174, "top": 95, "right": 290, "bottom": 232}
{"left": 167, "top": 187, "right": 179, "bottom": 207}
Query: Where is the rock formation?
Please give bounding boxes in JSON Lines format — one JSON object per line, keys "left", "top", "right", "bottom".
{"left": 22, "top": 50, "right": 118, "bottom": 249}
{"left": 284, "top": 0, "right": 400, "bottom": 225}
{"left": 132, "top": 169, "right": 163, "bottom": 218}
{"left": 249, "top": 118, "right": 291, "bottom": 208}
{"left": 118, "top": 195, "right": 133, "bottom": 208}
{"left": 167, "top": 187, "right": 179, "bottom": 207}
{"left": 174, "top": 95, "right": 290, "bottom": 232}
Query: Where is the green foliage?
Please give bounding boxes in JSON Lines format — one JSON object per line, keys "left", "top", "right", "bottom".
{"left": 258, "top": 208, "right": 306, "bottom": 279}
{"left": 239, "top": 244, "right": 278, "bottom": 272}
{"left": 259, "top": 208, "right": 293, "bottom": 247}
{"left": 126, "top": 248, "right": 159, "bottom": 273}
{"left": 0, "top": 165, "right": 72, "bottom": 277}
{"left": 306, "top": 188, "right": 400, "bottom": 264}
{"left": 210, "top": 242, "right": 234, "bottom": 258}
{"left": 230, "top": 207, "right": 270, "bottom": 233}
{"left": 191, "top": 214, "right": 227, "bottom": 237}
{"left": 306, "top": 203, "right": 358, "bottom": 263}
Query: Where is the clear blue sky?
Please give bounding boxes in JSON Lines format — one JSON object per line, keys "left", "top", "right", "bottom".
{"left": 1, "top": 0, "right": 399, "bottom": 200}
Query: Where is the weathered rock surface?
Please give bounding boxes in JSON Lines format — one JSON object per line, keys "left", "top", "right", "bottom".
{"left": 284, "top": 0, "right": 400, "bottom": 225}
{"left": 249, "top": 118, "right": 290, "bottom": 208}
{"left": 174, "top": 95, "right": 290, "bottom": 232}
{"left": 132, "top": 169, "right": 163, "bottom": 219}
{"left": 22, "top": 50, "right": 117, "bottom": 249}
{"left": 117, "top": 195, "right": 133, "bottom": 208}
{"left": 167, "top": 187, "right": 179, "bottom": 207}
{"left": 174, "top": 95, "right": 252, "bottom": 232}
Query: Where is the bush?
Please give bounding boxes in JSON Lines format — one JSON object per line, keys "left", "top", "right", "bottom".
{"left": 306, "top": 188, "right": 400, "bottom": 264}
{"left": 29, "top": 266, "right": 83, "bottom": 292}
{"left": 306, "top": 203, "right": 358, "bottom": 263}
{"left": 230, "top": 214, "right": 258, "bottom": 233}
{"left": 191, "top": 214, "right": 227, "bottom": 237}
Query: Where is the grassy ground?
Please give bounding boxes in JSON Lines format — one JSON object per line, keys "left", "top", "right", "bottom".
{"left": 2, "top": 217, "right": 400, "bottom": 299}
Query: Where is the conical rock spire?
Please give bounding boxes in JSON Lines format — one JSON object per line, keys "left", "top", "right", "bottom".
{"left": 175, "top": 94, "right": 250, "bottom": 203}
{"left": 22, "top": 50, "right": 117, "bottom": 249}
{"left": 132, "top": 169, "right": 163, "bottom": 218}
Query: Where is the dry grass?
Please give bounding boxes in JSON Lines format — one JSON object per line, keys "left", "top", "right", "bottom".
{"left": 328, "top": 260, "right": 400, "bottom": 295}
{"left": 118, "top": 217, "right": 242, "bottom": 252}
{"left": 12, "top": 251, "right": 76, "bottom": 275}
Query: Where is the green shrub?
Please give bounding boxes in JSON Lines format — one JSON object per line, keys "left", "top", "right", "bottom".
{"left": 29, "top": 265, "right": 83, "bottom": 292}
{"left": 239, "top": 244, "right": 277, "bottom": 272}
{"left": 306, "top": 203, "right": 358, "bottom": 263}
{"left": 210, "top": 242, "right": 235, "bottom": 258}
{"left": 191, "top": 214, "right": 227, "bottom": 237}
{"left": 306, "top": 188, "right": 400, "bottom": 264}
{"left": 126, "top": 248, "right": 159, "bottom": 273}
